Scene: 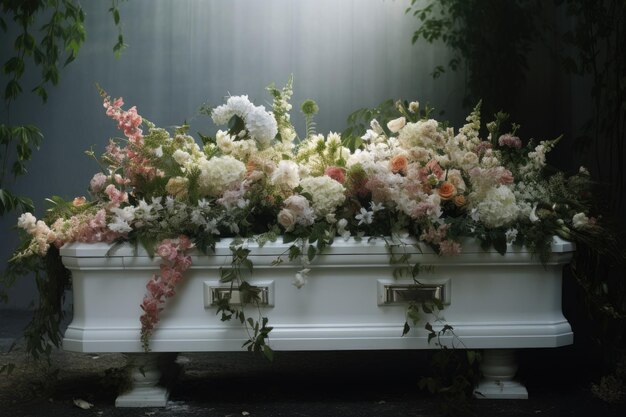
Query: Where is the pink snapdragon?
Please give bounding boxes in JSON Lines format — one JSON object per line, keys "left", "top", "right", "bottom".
{"left": 140, "top": 235, "right": 194, "bottom": 350}
{"left": 103, "top": 96, "right": 143, "bottom": 143}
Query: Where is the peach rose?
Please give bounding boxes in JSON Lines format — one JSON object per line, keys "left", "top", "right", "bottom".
{"left": 389, "top": 155, "right": 408, "bottom": 175}
{"left": 72, "top": 196, "right": 87, "bottom": 207}
{"left": 453, "top": 194, "right": 466, "bottom": 207}
{"left": 437, "top": 181, "right": 457, "bottom": 200}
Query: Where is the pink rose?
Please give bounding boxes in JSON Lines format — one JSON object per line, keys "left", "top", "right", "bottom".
{"left": 324, "top": 166, "right": 346, "bottom": 183}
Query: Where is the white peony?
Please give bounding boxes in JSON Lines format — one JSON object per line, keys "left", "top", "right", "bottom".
{"left": 271, "top": 160, "right": 300, "bottom": 190}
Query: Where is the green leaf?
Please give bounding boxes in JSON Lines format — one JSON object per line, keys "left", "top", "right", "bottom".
{"left": 402, "top": 321, "right": 411, "bottom": 336}
{"left": 241, "top": 258, "right": 253, "bottom": 273}
{"left": 491, "top": 231, "right": 507, "bottom": 255}
{"left": 262, "top": 345, "right": 274, "bottom": 362}
{"left": 282, "top": 233, "right": 297, "bottom": 244}
{"left": 307, "top": 245, "right": 316, "bottom": 262}
{"left": 5, "top": 79, "right": 22, "bottom": 100}
{"left": 466, "top": 350, "right": 477, "bottom": 365}
{"left": 411, "top": 262, "right": 421, "bottom": 278}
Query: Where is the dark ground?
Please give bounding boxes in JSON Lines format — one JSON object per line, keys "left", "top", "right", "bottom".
{"left": 1, "top": 309, "right": 625, "bottom": 417}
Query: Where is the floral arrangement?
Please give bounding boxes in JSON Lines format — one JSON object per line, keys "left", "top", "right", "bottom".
{"left": 8, "top": 78, "right": 605, "bottom": 356}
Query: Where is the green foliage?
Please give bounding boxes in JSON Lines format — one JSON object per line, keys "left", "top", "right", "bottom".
{"left": 0, "top": 0, "right": 127, "bottom": 216}
{"left": 213, "top": 239, "right": 275, "bottom": 361}
{"left": 406, "top": 0, "right": 541, "bottom": 117}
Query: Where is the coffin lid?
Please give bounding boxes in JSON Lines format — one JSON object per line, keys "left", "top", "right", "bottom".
{"left": 60, "top": 236, "right": 574, "bottom": 258}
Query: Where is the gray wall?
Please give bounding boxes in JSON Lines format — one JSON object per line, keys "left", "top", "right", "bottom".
{"left": 0, "top": 0, "right": 464, "bottom": 309}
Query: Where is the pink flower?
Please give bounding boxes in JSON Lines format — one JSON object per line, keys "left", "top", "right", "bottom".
{"left": 425, "top": 160, "right": 444, "bottom": 179}
{"left": 90, "top": 173, "right": 108, "bottom": 193}
{"left": 156, "top": 242, "right": 177, "bottom": 261}
{"left": 140, "top": 236, "right": 193, "bottom": 347}
{"left": 439, "top": 239, "right": 462, "bottom": 256}
{"left": 498, "top": 134, "right": 522, "bottom": 149}
{"left": 324, "top": 166, "right": 346, "bottom": 184}
{"left": 105, "top": 184, "right": 128, "bottom": 207}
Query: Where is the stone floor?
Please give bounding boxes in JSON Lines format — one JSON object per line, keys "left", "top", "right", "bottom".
{"left": 1, "top": 309, "right": 625, "bottom": 417}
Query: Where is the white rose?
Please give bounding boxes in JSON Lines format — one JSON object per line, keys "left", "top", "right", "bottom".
{"left": 277, "top": 209, "right": 296, "bottom": 231}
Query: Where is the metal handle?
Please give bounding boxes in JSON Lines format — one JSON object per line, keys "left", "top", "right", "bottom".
{"left": 382, "top": 283, "right": 446, "bottom": 304}
{"left": 205, "top": 285, "right": 271, "bottom": 307}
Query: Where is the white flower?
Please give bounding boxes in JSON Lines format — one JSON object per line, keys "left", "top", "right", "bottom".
{"left": 505, "top": 228, "right": 518, "bottom": 243}
{"left": 211, "top": 95, "right": 254, "bottom": 125}
{"left": 408, "top": 101, "right": 419, "bottom": 113}
{"left": 134, "top": 200, "right": 158, "bottom": 221}
{"left": 355, "top": 208, "right": 374, "bottom": 225}
{"left": 110, "top": 206, "right": 136, "bottom": 222}
{"left": 370, "top": 201, "right": 384, "bottom": 212}
{"left": 154, "top": 146, "right": 163, "bottom": 157}
{"left": 271, "top": 160, "right": 300, "bottom": 189}
{"left": 197, "top": 155, "right": 246, "bottom": 197}
{"left": 476, "top": 186, "right": 519, "bottom": 228}
{"left": 245, "top": 105, "right": 278, "bottom": 149}
{"left": 190, "top": 209, "right": 207, "bottom": 227}
{"left": 370, "top": 119, "right": 384, "bottom": 134}
{"left": 293, "top": 268, "right": 310, "bottom": 289}
{"left": 172, "top": 149, "right": 191, "bottom": 166}
{"left": 277, "top": 209, "right": 296, "bottom": 231}
{"left": 300, "top": 176, "right": 346, "bottom": 218}
{"left": 108, "top": 217, "right": 132, "bottom": 233}
{"left": 572, "top": 212, "right": 590, "bottom": 230}
{"left": 387, "top": 117, "right": 406, "bottom": 133}
{"left": 17, "top": 212, "right": 37, "bottom": 234}
{"left": 529, "top": 203, "right": 540, "bottom": 223}
{"left": 361, "top": 129, "right": 379, "bottom": 142}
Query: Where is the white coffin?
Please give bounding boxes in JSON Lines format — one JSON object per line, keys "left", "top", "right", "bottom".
{"left": 60, "top": 237, "right": 574, "bottom": 353}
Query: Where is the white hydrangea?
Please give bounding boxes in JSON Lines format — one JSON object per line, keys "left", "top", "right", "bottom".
{"left": 300, "top": 175, "right": 346, "bottom": 218}
{"left": 246, "top": 105, "right": 278, "bottom": 149}
{"left": 211, "top": 95, "right": 254, "bottom": 125}
{"left": 476, "top": 185, "right": 519, "bottom": 228}
{"left": 211, "top": 96, "right": 277, "bottom": 150}
{"left": 197, "top": 155, "right": 246, "bottom": 197}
